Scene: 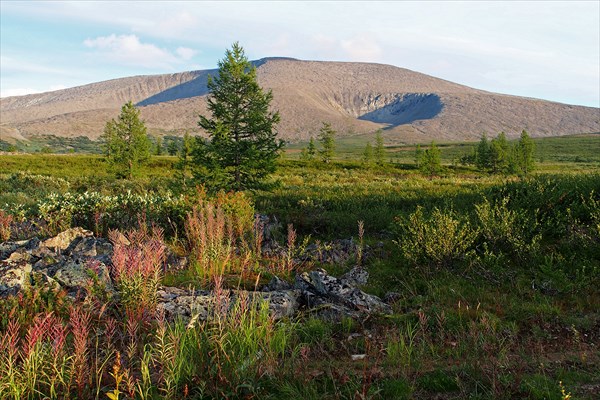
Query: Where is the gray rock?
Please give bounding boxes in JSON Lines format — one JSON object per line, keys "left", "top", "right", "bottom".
{"left": 1, "top": 228, "right": 389, "bottom": 323}
{"left": 0, "top": 262, "right": 32, "bottom": 296}
{"left": 295, "top": 268, "right": 391, "bottom": 318}
{"left": 67, "top": 237, "right": 113, "bottom": 264}
{"left": 53, "top": 258, "right": 112, "bottom": 292}
{"left": 42, "top": 227, "right": 94, "bottom": 251}
{"left": 340, "top": 266, "right": 369, "bottom": 287}
{"left": 0, "top": 242, "right": 20, "bottom": 261}
{"left": 252, "top": 290, "right": 299, "bottom": 319}
{"left": 5, "top": 249, "right": 31, "bottom": 264}
{"left": 157, "top": 287, "right": 213, "bottom": 322}
{"left": 256, "top": 214, "right": 282, "bottom": 243}
{"left": 0, "top": 261, "right": 60, "bottom": 296}
{"left": 156, "top": 286, "right": 300, "bottom": 323}
{"left": 263, "top": 276, "right": 292, "bottom": 292}
{"left": 0, "top": 237, "right": 40, "bottom": 261}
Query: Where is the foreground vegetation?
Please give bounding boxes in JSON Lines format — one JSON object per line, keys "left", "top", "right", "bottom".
{"left": 1, "top": 137, "right": 599, "bottom": 398}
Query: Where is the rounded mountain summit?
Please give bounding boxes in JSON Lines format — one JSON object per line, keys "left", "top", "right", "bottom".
{"left": 1, "top": 58, "right": 598, "bottom": 143}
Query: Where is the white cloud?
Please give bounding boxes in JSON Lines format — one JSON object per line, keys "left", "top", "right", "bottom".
{"left": 83, "top": 34, "right": 196, "bottom": 69}
{"left": 0, "top": 55, "right": 67, "bottom": 75}
{"left": 84, "top": 34, "right": 175, "bottom": 68}
{"left": 0, "top": 88, "right": 41, "bottom": 98}
{"left": 153, "top": 11, "right": 198, "bottom": 38}
{"left": 341, "top": 35, "right": 382, "bottom": 62}
{"left": 176, "top": 47, "right": 197, "bottom": 61}
{"left": 1, "top": 84, "right": 70, "bottom": 98}
{"left": 50, "top": 84, "right": 68, "bottom": 91}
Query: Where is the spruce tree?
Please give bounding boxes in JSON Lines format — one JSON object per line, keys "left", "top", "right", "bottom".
{"left": 514, "top": 130, "right": 535, "bottom": 175}
{"left": 101, "top": 101, "right": 151, "bottom": 179}
{"left": 420, "top": 141, "right": 442, "bottom": 176}
{"left": 194, "top": 43, "right": 282, "bottom": 191}
{"left": 166, "top": 139, "right": 179, "bottom": 156}
{"left": 318, "top": 122, "right": 336, "bottom": 163}
{"left": 175, "top": 132, "right": 194, "bottom": 190}
{"left": 307, "top": 137, "right": 317, "bottom": 159}
{"left": 489, "top": 131, "right": 510, "bottom": 173}
{"left": 374, "top": 129, "right": 385, "bottom": 165}
{"left": 300, "top": 137, "right": 317, "bottom": 162}
{"left": 476, "top": 133, "right": 490, "bottom": 171}
{"left": 415, "top": 144, "right": 424, "bottom": 168}
{"left": 154, "top": 136, "right": 163, "bottom": 156}
{"left": 363, "top": 142, "right": 374, "bottom": 165}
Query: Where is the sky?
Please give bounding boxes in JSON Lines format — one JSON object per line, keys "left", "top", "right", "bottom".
{"left": 1, "top": 1, "right": 599, "bottom": 107}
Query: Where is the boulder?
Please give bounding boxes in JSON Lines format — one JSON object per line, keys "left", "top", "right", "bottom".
{"left": 0, "top": 242, "right": 20, "bottom": 261}
{"left": 53, "top": 258, "right": 112, "bottom": 293}
{"left": 263, "top": 275, "right": 292, "bottom": 292}
{"left": 157, "top": 286, "right": 300, "bottom": 322}
{"left": 252, "top": 290, "right": 299, "bottom": 319}
{"left": 0, "top": 262, "right": 32, "bottom": 296}
{"left": 42, "top": 227, "right": 94, "bottom": 251}
{"left": 0, "top": 260, "right": 61, "bottom": 296}
{"left": 295, "top": 268, "right": 391, "bottom": 320}
{"left": 157, "top": 287, "right": 213, "bottom": 322}
{"left": 340, "top": 266, "right": 369, "bottom": 287}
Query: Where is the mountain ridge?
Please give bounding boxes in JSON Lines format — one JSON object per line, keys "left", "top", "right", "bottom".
{"left": 1, "top": 58, "right": 598, "bottom": 144}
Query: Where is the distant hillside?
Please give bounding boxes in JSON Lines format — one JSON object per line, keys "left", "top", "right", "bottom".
{"left": 1, "top": 58, "right": 598, "bottom": 144}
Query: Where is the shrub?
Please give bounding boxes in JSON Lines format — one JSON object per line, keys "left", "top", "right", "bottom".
{"left": 475, "top": 196, "right": 541, "bottom": 259}
{"left": 396, "top": 206, "right": 478, "bottom": 270}
{"left": 36, "top": 190, "right": 190, "bottom": 236}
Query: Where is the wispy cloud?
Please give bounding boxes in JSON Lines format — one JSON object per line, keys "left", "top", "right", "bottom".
{"left": 1, "top": 87, "right": 41, "bottom": 97}
{"left": 1, "top": 84, "right": 69, "bottom": 98}
{"left": 0, "top": 55, "right": 68, "bottom": 75}
{"left": 83, "top": 34, "right": 197, "bottom": 69}
{"left": 341, "top": 35, "right": 382, "bottom": 62}
{"left": 176, "top": 47, "right": 197, "bottom": 61}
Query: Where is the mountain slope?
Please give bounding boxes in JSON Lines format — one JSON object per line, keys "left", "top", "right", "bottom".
{"left": 1, "top": 58, "right": 598, "bottom": 143}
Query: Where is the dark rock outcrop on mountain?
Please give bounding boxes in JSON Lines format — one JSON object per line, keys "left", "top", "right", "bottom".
{"left": 2, "top": 58, "right": 598, "bottom": 144}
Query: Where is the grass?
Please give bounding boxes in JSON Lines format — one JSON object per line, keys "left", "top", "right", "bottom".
{"left": 0, "top": 133, "right": 599, "bottom": 398}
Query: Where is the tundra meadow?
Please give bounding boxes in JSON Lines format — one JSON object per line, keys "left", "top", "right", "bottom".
{"left": 0, "top": 132, "right": 599, "bottom": 399}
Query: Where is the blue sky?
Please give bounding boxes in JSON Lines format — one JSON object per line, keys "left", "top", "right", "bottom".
{"left": 1, "top": 1, "right": 599, "bottom": 107}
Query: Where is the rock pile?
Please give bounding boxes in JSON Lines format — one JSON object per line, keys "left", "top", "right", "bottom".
{"left": 1, "top": 228, "right": 392, "bottom": 322}
{"left": 1, "top": 227, "right": 113, "bottom": 297}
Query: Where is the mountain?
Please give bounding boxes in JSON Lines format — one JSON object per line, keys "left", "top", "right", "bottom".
{"left": 1, "top": 58, "right": 598, "bottom": 144}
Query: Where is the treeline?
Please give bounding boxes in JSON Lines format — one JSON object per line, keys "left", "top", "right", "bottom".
{"left": 460, "top": 130, "right": 536, "bottom": 174}
{"left": 413, "top": 131, "right": 535, "bottom": 176}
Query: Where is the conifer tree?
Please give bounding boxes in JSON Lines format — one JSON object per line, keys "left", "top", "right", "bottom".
{"left": 307, "top": 137, "right": 316, "bottom": 159}
{"left": 166, "top": 138, "right": 179, "bottom": 156}
{"left": 489, "top": 131, "right": 510, "bottom": 173}
{"left": 101, "top": 101, "right": 151, "bottom": 179}
{"left": 193, "top": 42, "right": 282, "bottom": 191}
{"left": 476, "top": 133, "right": 491, "bottom": 171}
{"left": 415, "top": 144, "right": 424, "bottom": 168}
{"left": 175, "top": 132, "right": 194, "bottom": 190}
{"left": 374, "top": 129, "right": 385, "bottom": 165}
{"left": 318, "top": 122, "right": 336, "bottom": 163}
{"left": 363, "top": 142, "right": 374, "bottom": 165}
{"left": 300, "top": 137, "right": 317, "bottom": 162}
{"left": 420, "top": 141, "right": 442, "bottom": 176}
{"left": 154, "top": 136, "right": 163, "bottom": 156}
{"left": 514, "top": 129, "right": 535, "bottom": 175}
